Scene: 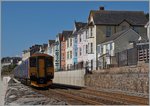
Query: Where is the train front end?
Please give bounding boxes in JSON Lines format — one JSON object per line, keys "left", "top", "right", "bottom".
{"left": 29, "top": 54, "right": 54, "bottom": 87}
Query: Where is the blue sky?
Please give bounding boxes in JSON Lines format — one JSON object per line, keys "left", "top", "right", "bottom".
{"left": 1, "top": 1, "right": 149, "bottom": 57}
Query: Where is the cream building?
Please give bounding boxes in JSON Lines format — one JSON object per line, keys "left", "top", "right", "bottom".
{"left": 65, "top": 31, "right": 73, "bottom": 70}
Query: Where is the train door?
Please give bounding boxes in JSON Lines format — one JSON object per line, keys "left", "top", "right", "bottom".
{"left": 37, "top": 57, "right": 47, "bottom": 84}
{"left": 38, "top": 58, "right": 45, "bottom": 78}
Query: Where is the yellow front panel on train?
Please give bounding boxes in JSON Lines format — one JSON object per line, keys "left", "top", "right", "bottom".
{"left": 47, "top": 67, "right": 54, "bottom": 73}
{"left": 39, "top": 59, "right": 45, "bottom": 77}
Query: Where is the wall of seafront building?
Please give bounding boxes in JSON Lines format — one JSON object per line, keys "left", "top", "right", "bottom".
{"left": 53, "top": 69, "right": 86, "bottom": 86}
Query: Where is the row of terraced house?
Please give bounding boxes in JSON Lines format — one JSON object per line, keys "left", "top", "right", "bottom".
{"left": 22, "top": 7, "right": 149, "bottom": 71}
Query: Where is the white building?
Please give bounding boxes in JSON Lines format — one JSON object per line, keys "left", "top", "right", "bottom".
{"left": 77, "top": 24, "right": 89, "bottom": 68}
{"left": 47, "top": 40, "right": 55, "bottom": 56}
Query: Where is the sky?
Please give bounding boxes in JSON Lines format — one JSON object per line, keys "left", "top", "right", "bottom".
{"left": 1, "top": 1, "right": 149, "bottom": 57}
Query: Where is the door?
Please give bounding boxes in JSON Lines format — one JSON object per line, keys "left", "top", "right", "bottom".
{"left": 38, "top": 58, "right": 45, "bottom": 77}
{"left": 91, "top": 60, "right": 93, "bottom": 70}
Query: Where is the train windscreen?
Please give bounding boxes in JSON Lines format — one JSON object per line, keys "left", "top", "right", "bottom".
{"left": 30, "top": 57, "right": 36, "bottom": 67}
{"left": 45, "top": 58, "right": 53, "bottom": 67}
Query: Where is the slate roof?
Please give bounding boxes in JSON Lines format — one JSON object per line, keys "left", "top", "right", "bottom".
{"left": 78, "top": 24, "right": 89, "bottom": 33}
{"left": 101, "top": 28, "right": 136, "bottom": 43}
{"left": 56, "top": 33, "right": 62, "bottom": 41}
{"left": 62, "top": 30, "right": 73, "bottom": 39}
{"left": 59, "top": 33, "right": 63, "bottom": 41}
{"left": 42, "top": 44, "right": 48, "bottom": 48}
{"left": 40, "top": 44, "right": 48, "bottom": 52}
{"left": 48, "top": 40, "right": 55, "bottom": 45}
{"left": 62, "top": 31, "right": 73, "bottom": 36}
{"left": 89, "top": 10, "right": 148, "bottom": 26}
{"left": 75, "top": 21, "right": 87, "bottom": 31}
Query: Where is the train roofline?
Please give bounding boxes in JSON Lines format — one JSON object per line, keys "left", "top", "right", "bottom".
{"left": 31, "top": 53, "right": 53, "bottom": 57}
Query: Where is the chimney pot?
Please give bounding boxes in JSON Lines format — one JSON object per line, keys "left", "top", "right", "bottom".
{"left": 100, "top": 6, "right": 104, "bottom": 10}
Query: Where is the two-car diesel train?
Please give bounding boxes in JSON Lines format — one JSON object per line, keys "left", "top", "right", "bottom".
{"left": 13, "top": 53, "right": 54, "bottom": 87}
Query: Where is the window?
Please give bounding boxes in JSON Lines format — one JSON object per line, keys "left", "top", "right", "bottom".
{"left": 83, "top": 33, "right": 85, "bottom": 40}
{"left": 106, "top": 26, "right": 111, "bottom": 37}
{"left": 67, "top": 39, "right": 69, "bottom": 47}
{"left": 86, "top": 30, "right": 88, "bottom": 39}
{"left": 91, "top": 43, "right": 93, "bottom": 53}
{"left": 70, "top": 38, "right": 72, "bottom": 46}
{"left": 83, "top": 45, "right": 85, "bottom": 55}
{"left": 106, "top": 44, "right": 109, "bottom": 53}
{"left": 70, "top": 64, "right": 72, "bottom": 69}
{"left": 86, "top": 45, "right": 88, "bottom": 54}
{"left": 88, "top": 43, "right": 90, "bottom": 53}
{"left": 70, "top": 51, "right": 72, "bottom": 59}
{"left": 30, "top": 57, "right": 36, "bottom": 67}
{"left": 75, "top": 51, "right": 77, "bottom": 57}
{"left": 75, "top": 37, "right": 77, "bottom": 43}
{"left": 67, "top": 52, "right": 69, "bottom": 59}
{"left": 80, "top": 48, "right": 82, "bottom": 56}
{"left": 110, "top": 43, "right": 112, "bottom": 50}
{"left": 46, "top": 58, "right": 53, "bottom": 67}
{"left": 79, "top": 34, "right": 82, "bottom": 42}
{"left": 101, "top": 46, "right": 103, "bottom": 54}
{"left": 97, "top": 45, "right": 100, "bottom": 53}
{"left": 67, "top": 64, "right": 69, "bottom": 69}
{"left": 90, "top": 27, "right": 93, "bottom": 37}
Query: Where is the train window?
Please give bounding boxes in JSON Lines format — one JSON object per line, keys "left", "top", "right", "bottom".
{"left": 46, "top": 58, "right": 53, "bottom": 67}
{"left": 30, "top": 57, "right": 36, "bottom": 67}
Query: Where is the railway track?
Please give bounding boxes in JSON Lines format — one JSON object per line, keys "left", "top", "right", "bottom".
{"left": 30, "top": 84, "right": 149, "bottom": 105}
{"left": 31, "top": 86, "right": 103, "bottom": 105}
{"left": 51, "top": 84, "right": 149, "bottom": 105}
{"left": 52, "top": 85, "right": 124, "bottom": 105}
{"left": 85, "top": 88, "right": 149, "bottom": 105}
{"left": 50, "top": 89, "right": 103, "bottom": 105}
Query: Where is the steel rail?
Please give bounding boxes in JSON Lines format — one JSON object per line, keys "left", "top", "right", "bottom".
{"left": 85, "top": 88, "right": 148, "bottom": 105}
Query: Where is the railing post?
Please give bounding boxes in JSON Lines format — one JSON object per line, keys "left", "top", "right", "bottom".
{"left": 118, "top": 52, "right": 119, "bottom": 67}
{"left": 127, "top": 49, "right": 128, "bottom": 66}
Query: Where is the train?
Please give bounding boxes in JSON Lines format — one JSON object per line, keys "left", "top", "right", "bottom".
{"left": 13, "top": 53, "right": 54, "bottom": 87}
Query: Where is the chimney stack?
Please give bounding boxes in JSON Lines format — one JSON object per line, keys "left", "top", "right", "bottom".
{"left": 99, "top": 6, "right": 104, "bottom": 10}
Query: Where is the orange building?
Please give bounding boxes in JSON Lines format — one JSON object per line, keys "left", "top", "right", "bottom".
{"left": 61, "top": 31, "right": 72, "bottom": 70}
